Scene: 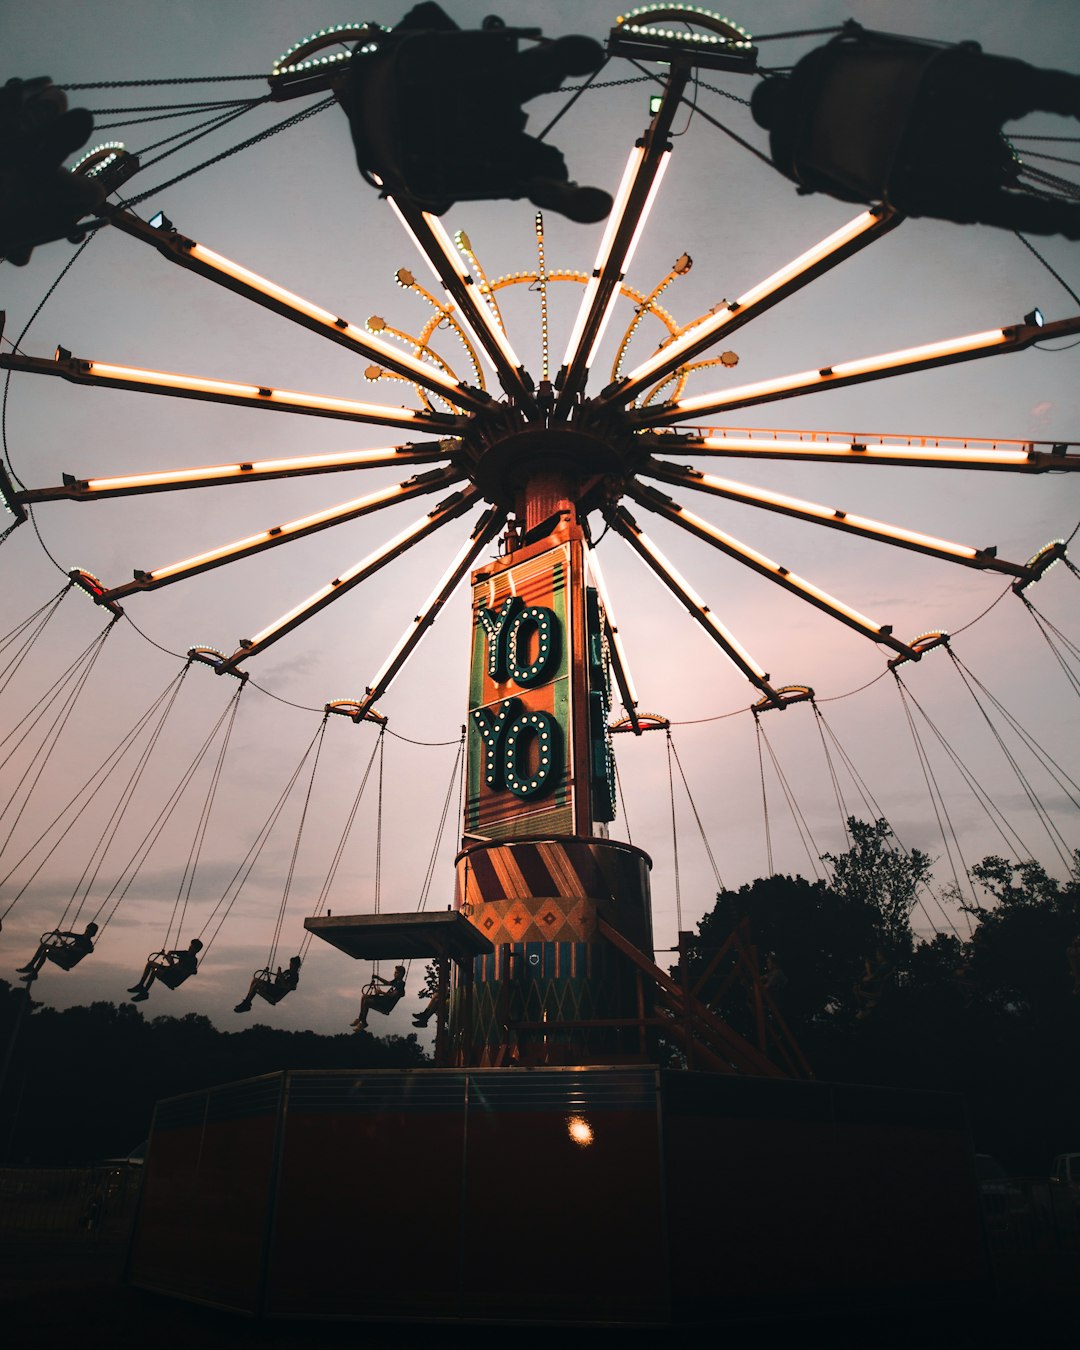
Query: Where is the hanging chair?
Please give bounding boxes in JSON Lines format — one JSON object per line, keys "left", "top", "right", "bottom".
{"left": 148, "top": 950, "right": 197, "bottom": 990}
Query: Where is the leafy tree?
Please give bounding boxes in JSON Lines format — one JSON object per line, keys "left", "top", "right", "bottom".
{"left": 822, "top": 817, "right": 932, "bottom": 960}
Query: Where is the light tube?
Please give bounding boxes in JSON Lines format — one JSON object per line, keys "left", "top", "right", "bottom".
{"left": 77, "top": 446, "right": 449, "bottom": 495}
{"left": 560, "top": 147, "right": 645, "bottom": 370}
{"left": 621, "top": 209, "right": 886, "bottom": 391}
{"left": 734, "top": 211, "right": 883, "bottom": 310}
{"left": 651, "top": 328, "right": 1011, "bottom": 420}
{"left": 583, "top": 154, "right": 670, "bottom": 369}
{"left": 561, "top": 275, "right": 602, "bottom": 369}
{"left": 359, "top": 514, "right": 498, "bottom": 705}
{"left": 143, "top": 474, "right": 458, "bottom": 584}
{"left": 672, "top": 503, "right": 888, "bottom": 635}
{"left": 829, "top": 329, "right": 1007, "bottom": 377}
{"left": 591, "top": 146, "right": 646, "bottom": 273}
{"left": 620, "top": 149, "right": 670, "bottom": 276}
{"left": 246, "top": 517, "right": 433, "bottom": 648}
{"left": 127, "top": 239, "right": 481, "bottom": 405}
{"left": 420, "top": 213, "right": 525, "bottom": 372}
{"left": 84, "top": 361, "right": 424, "bottom": 425}
{"left": 586, "top": 544, "right": 639, "bottom": 710}
{"left": 664, "top": 469, "right": 980, "bottom": 559}
{"left": 693, "top": 437, "right": 1035, "bottom": 467}
{"left": 623, "top": 520, "right": 769, "bottom": 679}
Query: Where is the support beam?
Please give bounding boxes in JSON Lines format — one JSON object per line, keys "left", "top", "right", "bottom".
{"left": 604, "top": 503, "right": 782, "bottom": 704}
{"left": 642, "top": 459, "right": 1029, "bottom": 576}
{"left": 100, "top": 466, "right": 464, "bottom": 599}
{"left": 604, "top": 207, "right": 899, "bottom": 406}
{"left": 385, "top": 196, "right": 536, "bottom": 410}
{"left": 105, "top": 208, "right": 491, "bottom": 412}
{"left": 635, "top": 430, "right": 1080, "bottom": 472}
{"left": 629, "top": 315, "right": 1080, "bottom": 425}
{"left": 628, "top": 482, "right": 915, "bottom": 656}
{"left": 17, "top": 443, "right": 458, "bottom": 503}
{"left": 218, "top": 486, "right": 479, "bottom": 668}
{"left": 0, "top": 350, "right": 466, "bottom": 433}
{"left": 351, "top": 506, "right": 504, "bottom": 721}
{"left": 555, "top": 65, "right": 689, "bottom": 414}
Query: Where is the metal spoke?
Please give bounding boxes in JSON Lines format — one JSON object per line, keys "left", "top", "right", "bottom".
{"left": 603, "top": 503, "right": 781, "bottom": 704}
{"left": 16, "top": 443, "right": 459, "bottom": 503}
{"left": 636, "top": 429, "right": 1080, "bottom": 472}
{"left": 218, "top": 486, "right": 480, "bottom": 669}
{"left": 629, "top": 314, "right": 1080, "bottom": 425}
{"left": 106, "top": 208, "right": 491, "bottom": 412}
{"left": 555, "top": 66, "right": 689, "bottom": 414}
{"left": 0, "top": 349, "right": 466, "bottom": 432}
{"left": 628, "top": 483, "right": 915, "bottom": 657}
{"left": 642, "top": 459, "right": 1030, "bottom": 576}
{"left": 385, "top": 195, "right": 536, "bottom": 409}
{"left": 603, "top": 207, "right": 900, "bottom": 406}
{"left": 586, "top": 540, "right": 641, "bottom": 731}
{"left": 99, "top": 466, "right": 464, "bottom": 600}
{"left": 351, "top": 507, "right": 504, "bottom": 722}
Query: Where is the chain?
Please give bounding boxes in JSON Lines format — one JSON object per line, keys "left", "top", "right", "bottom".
{"left": 123, "top": 97, "right": 335, "bottom": 208}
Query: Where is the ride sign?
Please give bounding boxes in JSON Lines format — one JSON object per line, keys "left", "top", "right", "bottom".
{"left": 465, "top": 536, "right": 579, "bottom": 840}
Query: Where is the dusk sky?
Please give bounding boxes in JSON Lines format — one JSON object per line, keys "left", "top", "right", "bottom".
{"left": 1, "top": 0, "right": 1077, "bottom": 1038}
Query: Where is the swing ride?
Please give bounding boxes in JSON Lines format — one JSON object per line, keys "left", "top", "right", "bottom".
{"left": 1, "top": 2, "right": 1078, "bottom": 1321}
{"left": 1, "top": 4, "right": 1076, "bottom": 1044}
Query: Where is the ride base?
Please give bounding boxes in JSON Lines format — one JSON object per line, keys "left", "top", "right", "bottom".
{"left": 128, "top": 1065, "right": 989, "bottom": 1326}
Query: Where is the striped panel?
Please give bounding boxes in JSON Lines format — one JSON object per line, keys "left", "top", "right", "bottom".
{"left": 458, "top": 839, "right": 654, "bottom": 953}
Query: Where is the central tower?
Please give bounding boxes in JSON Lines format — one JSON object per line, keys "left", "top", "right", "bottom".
{"left": 452, "top": 464, "right": 655, "bottom": 1066}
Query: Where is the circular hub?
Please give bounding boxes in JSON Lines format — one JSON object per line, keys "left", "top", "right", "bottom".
{"left": 467, "top": 423, "right": 627, "bottom": 517}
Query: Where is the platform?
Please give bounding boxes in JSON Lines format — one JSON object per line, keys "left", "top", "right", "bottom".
{"left": 303, "top": 910, "right": 493, "bottom": 963}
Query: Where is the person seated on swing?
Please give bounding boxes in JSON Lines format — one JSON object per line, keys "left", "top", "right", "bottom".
{"left": 412, "top": 986, "right": 447, "bottom": 1029}
{"left": 750, "top": 23, "right": 1080, "bottom": 239}
{"left": 128, "top": 937, "right": 202, "bottom": 1002}
{"left": 351, "top": 964, "right": 406, "bottom": 1030}
{"left": 17, "top": 920, "right": 98, "bottom": 980}
{"left": 234, "top": 955, "right": 302, "bottom": 1013}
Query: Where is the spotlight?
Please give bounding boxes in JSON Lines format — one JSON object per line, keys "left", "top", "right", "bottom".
{"left": 148, "top": 211, "right": 173, "bottom": 231}
{"left": 1024, "top": 307, "right": 1044, "bottom": 327}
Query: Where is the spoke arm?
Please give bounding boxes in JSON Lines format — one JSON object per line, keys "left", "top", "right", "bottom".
{"left": 385, "top": 196, "right": 535, "bottom": 410}
{"left": 100, "top": 467, "right": 464, "bottom": 600}
{"left": 0, "top": 350, "right": 466, "bottom": 433}
{"left": 105, "top": 209, "right": 491, "bottom": 413}
{"left": 628, "top": 483, "right": 915, "bottom": 658}
{"left": 16, "top": 442, "right": 459, "bottom": 503}
{"left": 586, "top": 540, "right": 640, "bottom": 731}
{"left": 630, "top": 315, "right": 1080, "bottom": 425}
{"left": 635, "top": 430, "right": 1080, "bottom": 472}
{"left": 642, "top": 459, "right": 1030, "bottom": 576}
{"left": 352, "top": 506, "right": 505, "bottom": 722}
{"left": 604, "top": 207, "right": 900, "bottom": 406}
{"left": 218, "top": 486, "right": 480, "bottom": 668}
{"left": 602, "top": 503, "right": 781, "bottom": 704}
{"left": 555, "top": 66, "right": 689, "bottom": 414}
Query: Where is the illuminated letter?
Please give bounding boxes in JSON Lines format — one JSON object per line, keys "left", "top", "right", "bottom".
{"left": 505, "top": 605, "right": 560, "bottom": 687}
{"left": 503, "top": 709, "right": 562, "bottom": 799}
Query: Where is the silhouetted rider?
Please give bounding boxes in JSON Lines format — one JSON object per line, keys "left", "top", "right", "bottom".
{"left": 751, "top": 24, "right": 1080, "bottom": 238}
{"left": 0, "top": 77, "right": 103, "bottom": 264}
{"left": 340, "top": 3, "right": 613, "bottom": 223}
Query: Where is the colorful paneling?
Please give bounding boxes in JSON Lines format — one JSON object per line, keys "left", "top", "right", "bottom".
{"left": 466, "top": 541, "right": 576, "bottom": 839}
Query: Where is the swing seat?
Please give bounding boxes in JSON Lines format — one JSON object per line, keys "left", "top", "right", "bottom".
{"left": 253, "top": 969, "right": 291, "bottom": 1006}
{"left": 45, "top": 943, "right": 91, "bottom": 971}
{"left": 154, "top": 958, "right": 195, "bottom": 990}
